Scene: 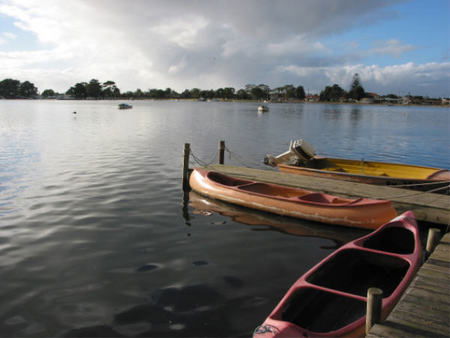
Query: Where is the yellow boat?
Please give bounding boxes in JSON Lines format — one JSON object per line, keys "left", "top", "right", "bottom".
{"left": 265, "top": 140, "right": 450, "bottom": 192}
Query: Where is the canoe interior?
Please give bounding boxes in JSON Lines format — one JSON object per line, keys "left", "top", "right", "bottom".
{"left": 208, "top": 171, "right": 353, "bottom": 203}
{"left": 281, "top": 287, "right": 366, "bottom": 333}
{"left": 207, "top": 171, "right": 250, "bottom": 186}
{"left": 362, "top": 225, "right": 415, "bottom": 254}
{"left": 304, "top": 158, "right": 440, "bottom": 180}
{"left": 306, "top": 249, "right": 409, "bottom": 297}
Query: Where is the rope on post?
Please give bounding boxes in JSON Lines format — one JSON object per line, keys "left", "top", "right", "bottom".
{"left": 224, "top": 145, "right": 264, "bottom": 168}
{"left": 366, "top": 287, "right": 383, "bottom": 335}
{"left": 190, "top": 150, "right": 217, "bottom": 167}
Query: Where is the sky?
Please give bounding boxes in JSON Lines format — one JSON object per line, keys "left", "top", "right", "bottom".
{"left": 0, "top": 0, "right": 449, "bottom": 96}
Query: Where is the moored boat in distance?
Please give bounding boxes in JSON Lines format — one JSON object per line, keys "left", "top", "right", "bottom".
{"left": 264, "top": 139, "right": 450, "bottom": 192}
{"left": 118, "top": 103, "right": 133, "bottom": 109}
{"left": 254, "top": 211, "right": 422, "bottom": 338}
{"left": 189, "top": 168, "right": 397, "bottom": 229}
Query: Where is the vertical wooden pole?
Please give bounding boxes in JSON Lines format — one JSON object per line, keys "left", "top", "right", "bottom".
{"left": 426, "top": 228, "right": 440, "bottom": 256}
{"left": 182, "top": 143, "right": 191, "bottom": 191}
{"left": 366, "top": 287, "right": 383, "bottom": 335}
{"left": 219, "top": 140, "right": 225, "bottom": 165}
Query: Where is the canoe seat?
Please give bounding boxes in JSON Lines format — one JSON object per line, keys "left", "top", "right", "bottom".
{"left": 299, "top": 193, "right": 335, "bottom": 203}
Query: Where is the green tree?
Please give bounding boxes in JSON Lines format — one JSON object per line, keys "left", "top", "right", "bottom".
{"left": 250, "top": 87, "right": 266, "bottom": 100}
{"left": 180, "top": 89, "right": 191, "bottom": 99}
{"left": 86, "top": 79, "right": 102, "bottom": 98}
{"left": 295, "top": 86, "right": 306, "bottom": 99}
{"left": 283, "top": 85, "right": 296, "bottom": 99}
{"left": 42, "top": 89, "right": 56, "bottom": 98}
{"left": 0, "top": 78, "right": 21, "bottom": 98}
{"left": 19, "top": 81, "right": 38, "bottom": 98}
{"left": 236, "top": 89, "right": 250, "bottom": 100}
{"left": 320, "top": 84, "right": 346, "bottom": 102}
{"left": 67, "top": 82, "right": 88, "bottom": 99}
{"left": 348, "top": 73, "right": 365, "bottom": 100}
{"left": 223, "top": 87, "right": 235, "bottom": 99}
{"left": 102, "top": 81, "right": 120, "bottom": 98}
{"left": 134, "top": 88, "right": 144, "bottom": 98}
{"left": 190, "top": 88, "right": 201, "bottom": 99}
{"left": 215, "top": 88, "right": 225, "bottom": 98}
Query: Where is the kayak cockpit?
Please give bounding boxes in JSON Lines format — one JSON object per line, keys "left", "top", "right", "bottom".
{"left": 306, "top": 249, "right": 410, "bottom": 297}
{"left": 208, "top": 171, "right": 355, "bottom": 204}
{"left": 281, "top": 287, "right": 366, "bottom": 333}
{"left": 361, "top": 224, "right": 415, "bottom": 254}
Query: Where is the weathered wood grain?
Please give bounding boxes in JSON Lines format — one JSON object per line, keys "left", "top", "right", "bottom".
{"left": 368, "top": 233, "right": 450, "bottom": 337}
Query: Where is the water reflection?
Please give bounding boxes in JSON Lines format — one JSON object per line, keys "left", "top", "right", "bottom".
{"left": 323, "top": 104, "right": 343, "bottom": 120}
{"left": 187, "top": 192, "right": 365, "bottom": 248}
{"left": 350, "top": 106, "right": 361, "bottom": 124}
{"left": 63, "top": 283, "right": 253, "bottom": 337}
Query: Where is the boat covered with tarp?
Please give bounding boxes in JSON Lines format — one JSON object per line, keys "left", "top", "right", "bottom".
{"left": 118, "top": 103, "right": 133, "bottom": 109}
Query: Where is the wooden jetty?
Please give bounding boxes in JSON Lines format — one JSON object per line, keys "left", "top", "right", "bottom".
{"left": 183, "top": 142, "right": 449, "bottom": 337}
{"left": 367, "top": 232, "right": 450, "bottom": 337}
{"left": 201, "top": 164, "right": 450, "bottom": 225}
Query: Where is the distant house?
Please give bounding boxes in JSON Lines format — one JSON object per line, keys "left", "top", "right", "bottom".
{"left": 384, "top": 97, "right": 402, "bottom": 104}
{"left": 366, "top": 92, "right": 379, "bottom": 99}
{"left": 269, "top": 87, "right": 287, "bottom": 101}
{"left": 402, "top": 96, "right": 412, "bottom": 105}
{"left": 360, "top": 97, "right": 374, "bottom": 104}
{"left": 305, "top": 94, "right": 319, "bottom": 102}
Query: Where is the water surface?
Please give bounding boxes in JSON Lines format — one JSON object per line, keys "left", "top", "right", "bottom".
{"left": 0, "top": 100, "right": 448, "bottom": 337}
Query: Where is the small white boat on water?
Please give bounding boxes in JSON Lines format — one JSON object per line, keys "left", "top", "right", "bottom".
{"left": 118, "top": 103, "right": 133, "bottom": 109}
{"left": 258, "top": 105, "right": 269, "bottom": 112}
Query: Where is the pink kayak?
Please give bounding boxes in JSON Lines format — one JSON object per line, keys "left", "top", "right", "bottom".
{"left": 254, "top": 211, "right": 422, "bottom": 337}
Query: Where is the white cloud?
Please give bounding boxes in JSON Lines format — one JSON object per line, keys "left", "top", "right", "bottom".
{"left": 371, "top": 39, "right": 416, "bottom": 57}
{"left": 279, "top": 62, "right": 450, "bottom": 96}
{"left": 0, "top": 31, "right": 16, "bottom": 45}
{"left": 0, "top": 0, "right": 447, "bottom": 97}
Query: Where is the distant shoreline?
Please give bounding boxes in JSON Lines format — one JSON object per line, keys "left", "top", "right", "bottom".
{"left": 0, "top": 97, "right": 448, "bottom": 107}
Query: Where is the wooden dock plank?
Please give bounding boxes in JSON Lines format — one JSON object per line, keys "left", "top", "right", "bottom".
{"left": 368, "top": 233, "right": 450, "bottom": 337}
{"left": 203, "top": 165, "right": 450, "bottom": 225}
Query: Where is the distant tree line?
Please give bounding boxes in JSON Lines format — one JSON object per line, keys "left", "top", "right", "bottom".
{"left": 61, "top": 80, "right": 306, "bottom": 101}
{"left": 1, "top": 75, "right": 447, "bottom": 102}
{"left": 65, "top": 79, "right": 121, "bottom": 99}
{"left": 0, "top": 78, "right": 38, "bottom": 98}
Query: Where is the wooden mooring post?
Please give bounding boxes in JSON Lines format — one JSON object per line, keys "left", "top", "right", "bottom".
{"left": 219, "top": 140, "right": 225, "bottom": 165}
{"left": 182, "top": 143, "right": 191, "bottom": 191}
{"left": 366, "top": 288, "right": 383, "bottom": 335}
{"left": 425, "top": 228, "right": 441, "bottom": 256}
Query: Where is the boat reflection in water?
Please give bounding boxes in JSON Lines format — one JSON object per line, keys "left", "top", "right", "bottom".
{"left": 188, "top": 191, "right": 367, "bottom": 248}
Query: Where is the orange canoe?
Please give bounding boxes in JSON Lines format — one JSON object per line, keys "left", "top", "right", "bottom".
{"left": 189, "top": 169, "right": 397, "bottom": 229}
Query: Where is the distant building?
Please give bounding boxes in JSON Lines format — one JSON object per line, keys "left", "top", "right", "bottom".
{"left": 305, "top": 94, "right": 319, "bottom": 102}
{"left": 360, "top": 97, "right": 374, "bottom": 104}
{"left": 56, "top": 94, "right": 75, "bottom": 100}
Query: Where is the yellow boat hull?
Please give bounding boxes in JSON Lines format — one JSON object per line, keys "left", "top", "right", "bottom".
{"left": 278, "top": 157, "right": 450, "bottom": 190}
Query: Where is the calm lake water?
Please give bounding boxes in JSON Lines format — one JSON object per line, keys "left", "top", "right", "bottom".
{"left": 0, "top": 100, "right": 449, "bottom": 337}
